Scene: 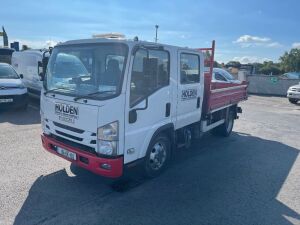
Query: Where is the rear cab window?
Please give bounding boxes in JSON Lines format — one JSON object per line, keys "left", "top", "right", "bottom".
{"left": 180, "top": 53, "right": 200, "bottom": 84}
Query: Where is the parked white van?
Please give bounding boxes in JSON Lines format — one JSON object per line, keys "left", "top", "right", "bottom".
{"left": 11, "top": 50, "right": 50, "bottom": 97}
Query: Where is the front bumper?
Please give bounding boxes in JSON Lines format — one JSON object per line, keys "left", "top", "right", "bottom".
{"left": 0, "top": 93, "right": 28, "bottom": 109}
{"left": 41, "top": 134, "right": 123, "bottom": 178}
{"left": 287, "top": 91, "right": 300, "bottom": 99}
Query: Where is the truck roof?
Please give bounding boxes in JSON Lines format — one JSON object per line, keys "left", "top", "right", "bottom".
{"left": 57, "top": 38, "right": 200, "bottom": 53}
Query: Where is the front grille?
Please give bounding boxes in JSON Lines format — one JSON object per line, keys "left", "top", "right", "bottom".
{"left": 0, "top": 86, "right": 20, "bottom": 90}
{"left": 53, "top": 121, "right": 84, "bottom": 134}
{"left": 49, "top": 134, "right": 97, "bottom": 155}
{"left": 55, "top": 130, "right": 83, "bottom": 141}
{"left": 45, "top": 119, "right": 97, "bottom": 149}
{"left": 291, "top": 88, "right": 300, "bottom": 92}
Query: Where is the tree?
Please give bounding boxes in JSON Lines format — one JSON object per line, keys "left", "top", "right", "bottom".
{"left": 213, "top": 61, "right": 221, "bottom": 68}
{"left": 225, "top": 61, "right": 241, "bottom": 69}
{"left": 259, "top": 61, "right": 282, "bottom": 75}
{"left": 280, "top": 48, "right": 300, "bottom": 72}
{"left": 22, "top": 45, "right": 31, "bottom": 50}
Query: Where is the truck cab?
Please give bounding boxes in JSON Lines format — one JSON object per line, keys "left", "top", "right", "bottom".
{"left": 41, "top": 37, "right": 246, "bottom": 178}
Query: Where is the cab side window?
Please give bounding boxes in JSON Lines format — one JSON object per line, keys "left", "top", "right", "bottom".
{"left": 130, "top": 48, "right": 170, "bottom": 107}
{"left": 180, "top": 53, "right": 200, "bottom": 84}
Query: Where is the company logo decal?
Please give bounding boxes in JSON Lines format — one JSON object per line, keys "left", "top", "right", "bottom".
{"left": 181, "top": 89, "right": 197, "bottom": 101}
{"left": 55, "top": 103, "right": 79, "bottom": 123}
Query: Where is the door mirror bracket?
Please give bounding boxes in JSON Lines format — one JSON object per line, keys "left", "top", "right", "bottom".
{"left": 129, "top": 98, "right": 148, "bottom": 124}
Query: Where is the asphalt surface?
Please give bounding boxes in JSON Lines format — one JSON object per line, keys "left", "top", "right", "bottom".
{"left": 0, "top": 95, "right": 300, "bottom": 225}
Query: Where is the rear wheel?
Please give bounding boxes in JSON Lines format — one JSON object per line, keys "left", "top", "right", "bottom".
{"left": 143, "top": 134, "right": 171, "bottom": 178}
{"left": 211, "top": 110, "right": 234, "bottom": 137}
{"left": 289, "top": 98, "right": 298, "bottom": 104}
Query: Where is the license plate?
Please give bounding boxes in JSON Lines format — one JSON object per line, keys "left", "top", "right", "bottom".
{"left": 56, "top": 146, "right": 77, "bottom": 160}
{"left": 0, "top": 98, "right": 13, "bottom": 103}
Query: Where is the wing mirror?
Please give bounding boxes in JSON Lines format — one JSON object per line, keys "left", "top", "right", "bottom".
{"left": 38, "top": 61, "right": 45, "bottom": 81}
{"left": 19, "top": 74, "right": 24, "bottom": 79}
{"left": 129, "top": 97, "right": 149, "bottom": 124}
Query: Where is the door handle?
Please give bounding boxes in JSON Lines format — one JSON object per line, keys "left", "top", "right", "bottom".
{"left": 197, "top": 97, "right": 200, "bottom": 108}
{"left": 165, "top": 103, "right": 171, "bottom": 117}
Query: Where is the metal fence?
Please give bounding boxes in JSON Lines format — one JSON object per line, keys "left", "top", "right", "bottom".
{"left": 247, "top": 75, "right": 300, "bottom": 96}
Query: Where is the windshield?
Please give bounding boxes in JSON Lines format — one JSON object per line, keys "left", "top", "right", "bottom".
{"left": 46, "top": 43, "right": 128, "bottom": 99}
{"left": 222, "top": 70, "right": 235, "bottom": 80}
{"left": 214, "top": 68, "right": 235, "bottom": 81}
{"left": 0, "top": 64, "right": 19, "bottom": 79}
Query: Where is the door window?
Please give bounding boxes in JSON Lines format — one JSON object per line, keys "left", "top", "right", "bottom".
{"left": 180, "top": 53, "right": 200, "bottom": 84}
{"left": 130, "top": 48, "right": 170, "bottom": 106}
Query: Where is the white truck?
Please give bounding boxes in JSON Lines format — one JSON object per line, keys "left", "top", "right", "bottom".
{"left": 11, "top": 49, "right": 50, "bottom": 97}
{"left": 41, "top": 37, "right": 248, "bottom": 178}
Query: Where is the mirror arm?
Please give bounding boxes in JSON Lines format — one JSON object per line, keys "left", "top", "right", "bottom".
{"left": 134, "top": 97, "right": 148, "bottom": 112}
{"left": 128, "top": 98, "right": 149, "bottom": 124}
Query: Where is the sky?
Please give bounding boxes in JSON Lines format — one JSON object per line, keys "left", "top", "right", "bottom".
{"left": 1, "top": 0, "right": 300, "bottom": 63}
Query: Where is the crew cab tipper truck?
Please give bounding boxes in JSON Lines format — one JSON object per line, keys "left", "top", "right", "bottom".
{"left": 41, "top": 36, "right": 248, "bottom": 178}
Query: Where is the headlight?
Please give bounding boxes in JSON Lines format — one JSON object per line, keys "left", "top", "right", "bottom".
{"left": 17, "top": 83, "right": 26, "bottom": 89}
{"left": 97, "top": 121, "right": 119, "bottom": 156}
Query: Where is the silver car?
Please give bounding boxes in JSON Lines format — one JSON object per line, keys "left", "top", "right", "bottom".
{"left": 287, "top": 83, "right": 300, "bottom": 104}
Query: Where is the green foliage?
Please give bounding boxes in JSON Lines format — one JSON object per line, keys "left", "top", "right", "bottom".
{"left": 226, "top": 61, "right": 241, "bottom": 69}
{"left": 279, "top": 48, "right": 300, "bottom": 72}
{"left": 22, "top": 45, "right": 31, "bottom": 50}
{"left": 258, "top": 61, "right": 282, "bottom": 75}
{"left": 213, "top": 61, "right": 221, "bottom": 68}
{"left": 212, "top": 48, "right": 300, "bottom": 75}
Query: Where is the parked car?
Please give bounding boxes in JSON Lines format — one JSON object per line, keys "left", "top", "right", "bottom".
{"left": 287, "top": 83, "right": 300, "bottom": 104}
{"left": 280, "top": 72, "right": 300, "bottom": 79}
{"left": 212, "top": 68, "right": 241, "bottom": 84}
{"left": 0, "top": 63, "right": 28, "bottom": 109}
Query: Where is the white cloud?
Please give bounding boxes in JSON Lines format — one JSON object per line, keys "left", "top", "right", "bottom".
{"left": 232, "top": 56, "right": 272, "bottom": 64}
{"left": 292, "top": 42, "right": 300, "bottom": 49}
{"left": 235, "top": 35, "right": 270, "bottom": 43}
{"left": 10, "top": 38, "right": 61, "bottom": 49}
{"left": 266, "top": 42, "right": 282, "bottom": 48}
{"left": 234, "top": 35, "right": 282, "bottom": 48}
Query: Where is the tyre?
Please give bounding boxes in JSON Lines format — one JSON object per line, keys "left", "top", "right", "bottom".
{"left": 288, "top": 98, "right": 298, "bottom": 104}
{"left": 211, "top": 110, "right": 234, "bottom": 137}
{"left": 143, "top": 134, "right": 171, "bottom": 178}
{"left": 70, "top": 163, "right": 91, "bottom": 177}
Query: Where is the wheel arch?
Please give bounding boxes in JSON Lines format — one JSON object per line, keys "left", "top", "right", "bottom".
{"left": 138, "top": 123, "right": 175, "bottom": 159}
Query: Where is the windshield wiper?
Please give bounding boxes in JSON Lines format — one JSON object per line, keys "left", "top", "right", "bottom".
{"left": 74, "top": 91, "right": 115, "bottom": 101}
{"left": 44, "top": 87, "right": 73, "bottom": 95}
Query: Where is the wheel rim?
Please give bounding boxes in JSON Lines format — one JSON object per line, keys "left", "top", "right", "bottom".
{"left": 149, "top": 142, "right": 167, "bottom": 171}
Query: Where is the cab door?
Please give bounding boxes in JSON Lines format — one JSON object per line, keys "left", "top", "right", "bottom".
{"left": 124, "top": 47, "right": 172, "bottom": 164}
{"left": 176, "top": 51, "right": 203, "bottom": 129}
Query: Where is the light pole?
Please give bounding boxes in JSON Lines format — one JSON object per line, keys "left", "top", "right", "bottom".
{"left": 155, "top": 25, "right": 159, "bottom": 43}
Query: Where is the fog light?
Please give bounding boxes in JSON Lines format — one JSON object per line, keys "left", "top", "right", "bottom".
{"left": 100, "top": 163, "right": 111, "bottom": 170}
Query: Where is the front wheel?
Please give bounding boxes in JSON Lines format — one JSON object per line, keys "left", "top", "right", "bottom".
{"left": 289, "top": 98, "right": 298, "bottom": 104}
{"left": 211, "top": 110, "right": 234, "bottom": 137}
{"left": 143, "top": 134, "right": 171, "bottom": 178}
